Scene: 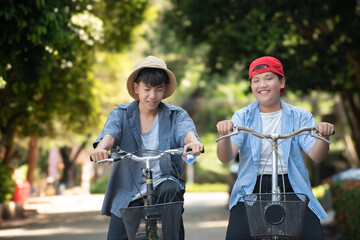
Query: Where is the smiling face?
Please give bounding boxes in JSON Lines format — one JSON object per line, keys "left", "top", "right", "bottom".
{"left": 133, "top": 81, "right": 166, "bottom": 113}
{"left": 250, "top": 71, "right": 285, "bottom": 113}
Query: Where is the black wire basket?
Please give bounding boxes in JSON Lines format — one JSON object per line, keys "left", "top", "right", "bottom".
{"left": 243, "top": 193, "right": 309, "bottom": 240}
{"left": 120, "top": 201, "right": 183, "bottom": 240}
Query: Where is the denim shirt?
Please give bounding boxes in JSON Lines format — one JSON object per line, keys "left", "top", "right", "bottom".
{"left": 229, "top": 100, "right": 327, "bottom": 220}
{"left": 94, "top": 100, "right": 199, "bottom": 218}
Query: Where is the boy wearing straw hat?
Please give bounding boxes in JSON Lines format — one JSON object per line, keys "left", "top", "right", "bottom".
{"left": 216, "top": 56, "right": 334, "bottom": 239}
{"left": 91, "top": 56, "right": 203, "bottom": 240}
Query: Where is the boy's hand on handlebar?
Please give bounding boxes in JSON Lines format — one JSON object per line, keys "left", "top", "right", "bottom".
{"left": 216, "top": 120, "right": 234, "bottom": 136}
{"left": 316, "top": 122, "right": 335, "bottom": 138}
{"left": 183, "top": 142, "right": 204, "bottom": 156}
{"left": 91, "top": 149, "right": 110, "bottom": 163}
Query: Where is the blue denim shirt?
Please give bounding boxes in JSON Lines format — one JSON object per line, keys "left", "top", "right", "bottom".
{"left": 229, "top": 100, "right": 327, "bottom": 220}
{"left": 94, "top": 100, "right": 199, "bottom": 218}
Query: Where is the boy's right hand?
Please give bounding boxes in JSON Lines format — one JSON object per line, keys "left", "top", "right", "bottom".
{"left": 216, "top": 120, "right": 234, "bottom": 136}
{"left": 90, "top": 149, "right": 109, "bottom": 163}
{"left": 91, "top": 135, "right": 115, "bottom": 162}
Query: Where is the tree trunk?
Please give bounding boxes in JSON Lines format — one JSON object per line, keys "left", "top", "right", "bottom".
{"left": 3, "top": 142, "right": 14, "bottom": 168}
{"left": 1, "top": 130, "right": 15, "bottom": 168}
{"left": 59, "top": 137, "right": 89, "bottom": 189}
{"left": 59, "top": 146, "right": 73, "bottom": 188}
{"left": 341, "top": 91, "right": 360, "bottom": 167}
{"left": 336, "top": 95, "right": 360, "bottom": 167}
{"left": 27, "top": 134, "right": 39, "bottom": 185}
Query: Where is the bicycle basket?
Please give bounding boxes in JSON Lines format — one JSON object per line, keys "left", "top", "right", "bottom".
{"left": 120, "top": 201, "right": 183, "bottom": 240}
{"left": 243, "top": 193, "right": 309, "bottom": 240}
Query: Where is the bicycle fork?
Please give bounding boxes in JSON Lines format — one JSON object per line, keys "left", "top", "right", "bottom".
{"left": 271, "top": 136, "right": 281, "bottom": 203}
{"left": 144, "top": 160, "right": 156, "bottom": 205}
{"left": 144, "top": 160, "right": 160, "bottom": 240}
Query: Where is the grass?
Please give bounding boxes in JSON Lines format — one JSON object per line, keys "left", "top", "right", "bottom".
{"left": 186, "top": 183, "right": 229, "bottom": 192}
{"left": 312, "top": 183, "right": 330, "bottom": 200}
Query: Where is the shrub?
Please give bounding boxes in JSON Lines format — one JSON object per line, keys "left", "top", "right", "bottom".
{"left": 90, "top": 175, "right": 110, "bottom": 194}
{"left": 330, "top": 180, "right": 360, "bottom": 239}
{"left": 0, "top": 165, "right": 16, "bottom": 204}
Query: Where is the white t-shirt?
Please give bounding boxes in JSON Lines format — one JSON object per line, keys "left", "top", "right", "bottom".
{"left": 132, "top": 114, "right": 177, "bottom": 201}
{"left": 258, "top": 110, "right": 288, "bottom": 175}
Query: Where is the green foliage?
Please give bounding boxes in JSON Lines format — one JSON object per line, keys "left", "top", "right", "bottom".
{"left": 186, "top": 183, "right": 228, "bottom": 192}
{"left": 164, "top": 0, "right": 359, "bottom": 168}
{"left": 90, "top": 175, "right": 110, "bottom": 194}
{"left": 167, "top": 0, "right": 360, "bottom": 94}
{"left": 0, "top": 1, "right": 150, "bottom": 164}
{"left": 92, "top": 0, "right": 149, "bottom": 52}
{"left": 0, "top": 76, "right": 6, "bottom": 89}
{"left": 0, "top": 166, "right": 16, "bottom": 203}
{"left": 90, "top": 176, "right": 228, "bottom": 194}
{"left": 312, "top": 183, "right": 329, "bottom": 203}
{"left": 192, "top": 133, "right": 229, "bottom": 183}
{"left": 330, "top": 180, "right": 360, "bottom": 239}
{"left": 0, "top": 1, "right": 99, "bottom": 146}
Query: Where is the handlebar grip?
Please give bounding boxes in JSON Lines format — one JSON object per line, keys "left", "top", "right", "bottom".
{"left": 184, "top": 148, "right": 205, "bottom": 154}
{"left": 90, "top": 152, "right": 112, "bottom": 162}
{"left": 316, "top": 129, "right": 335, "bottom": 135}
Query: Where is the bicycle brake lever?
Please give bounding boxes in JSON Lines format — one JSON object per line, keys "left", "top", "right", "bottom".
{"left": 97, "top": 158, "right": 114, "bottom": 164}
{"left": 216, "top": 131, "right": 240, "bottom": 142}
{"left": 310, "top": 130, "right": 331, "bottom": 144}
{"left": 233, "top": 125, "right": 239, "bottom": 133}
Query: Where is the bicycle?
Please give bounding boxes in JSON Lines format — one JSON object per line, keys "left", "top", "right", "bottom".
{"left": 216, "top": 126, "right": 332, "bottom": 240}
{"left": 97, "top": 147, "right": 200, "bottom": 240}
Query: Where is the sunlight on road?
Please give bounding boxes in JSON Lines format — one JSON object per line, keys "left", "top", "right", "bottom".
{"left": 24, "top": 194, "right": 104, "bottom": 214}
{"left": 0, "top": 226, "right": 107, "bottom": 237}
{"left": 192, "top": 220, "right": 228, "bottom": 229}
{"left": 1, "top": 192, "right": 229, "bottom": 240}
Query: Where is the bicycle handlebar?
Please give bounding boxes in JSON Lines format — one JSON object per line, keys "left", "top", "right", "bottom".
{"left": 95, "top": 148, "right": 201, "bottom": 164}
{"left": 216, "top": 126, "right": 332, "bottom": 144}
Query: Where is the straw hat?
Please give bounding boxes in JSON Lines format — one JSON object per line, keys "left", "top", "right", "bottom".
{"left": 127, "top": 56, "right": 177, "bottom": 100}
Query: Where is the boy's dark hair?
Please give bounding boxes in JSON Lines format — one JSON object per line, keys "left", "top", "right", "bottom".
{"left": 252, "top": 64, "right": 270, "bottom": 72}
{"left": 252, "top": 65, "right": 283, "bottom": 80}
{"left": 135, "top": 68, "right": 169, "bottom": 86}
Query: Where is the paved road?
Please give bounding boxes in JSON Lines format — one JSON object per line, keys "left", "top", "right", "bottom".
{"left": 0, "top": 192, "right": 229, "bottom": 240}
{"left": 0, "top": 192, "right": 340, "bottom": 240}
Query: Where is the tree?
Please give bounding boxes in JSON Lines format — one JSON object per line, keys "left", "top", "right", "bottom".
{"left": 0, "top": 0, "right": 149, "bottom": 188}
{"left": 166, "top": 0, "right": 360, "bottom": 164}
{"left": 0, "top": 1, "right": 97, "bottom": 166}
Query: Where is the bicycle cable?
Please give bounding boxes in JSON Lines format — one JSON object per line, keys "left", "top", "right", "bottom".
{"left": 126, "top": 149, "right": 182, "bottom": 205}
{"left": 154, "top": 153, "right": 182, "bottom": 205}
{"left": 248, "top": 131, "right": 313, "bottom": 196}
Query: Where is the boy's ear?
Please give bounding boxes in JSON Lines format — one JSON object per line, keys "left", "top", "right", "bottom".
{"left": 280, "top": 77, "right": 286, "bottom": 88}
{"left": 133, "top": 82, "right": 139, "bottom": 94}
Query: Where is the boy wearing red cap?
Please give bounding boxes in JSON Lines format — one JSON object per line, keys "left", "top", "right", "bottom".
{"left": 216, "top": 56, "right": 334, "bottom": 239}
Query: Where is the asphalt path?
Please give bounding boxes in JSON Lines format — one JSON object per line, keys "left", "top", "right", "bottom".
{"left": 0, "top": 192, "right": 340, "bottom": 240}
{"left": 0, "top": 192, "right": 230, "bottom": 240}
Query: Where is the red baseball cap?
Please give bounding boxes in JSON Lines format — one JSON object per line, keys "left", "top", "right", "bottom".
{"left": 248, "top": 56, "right": 285, "bottom": 94}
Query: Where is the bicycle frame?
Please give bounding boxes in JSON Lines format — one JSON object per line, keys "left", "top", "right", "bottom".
{"left": 97, "top": 148, "right": 188, "bottom": 205}
{"left": 216, "top": 126, "right": 332, "bottom": 239}
{"left": 97, "top": 148, "right": 195, "bottom": 240}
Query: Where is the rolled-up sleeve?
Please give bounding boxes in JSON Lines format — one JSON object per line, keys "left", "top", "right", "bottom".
{"left": 298, "top": 111, "right": 316, "bottom": 154}
{"left": 93, "top": 108, "right": 123, "bottom": 148}
{"left": 230, "top": 111, "right": 246, "bottom": 150}
{"left": 175, "top": 109, "right": 199, "bottom": 146}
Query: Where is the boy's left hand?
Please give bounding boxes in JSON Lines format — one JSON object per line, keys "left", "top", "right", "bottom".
{"left": 184, "top": 142, "right": 204, "bottom": 156}
{"left": 317, "top": 122, "right": 335, "bottom": 138}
